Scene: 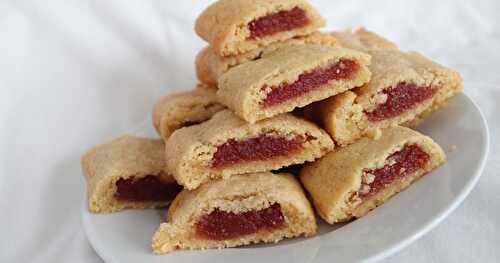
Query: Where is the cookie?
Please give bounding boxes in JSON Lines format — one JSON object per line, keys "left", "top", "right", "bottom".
{"left": 152, "top": 85, "right": 225, "bottom": 140}
{"left": 195, "top": 32, "right": 339, "bottom": 86}
{"left": 195, "top": 0, "right": 325, "bottom": 56}
{"left": 152, "top": 172, "right": 317, "bottom": 254}
{"left": 217, "top": 44, "right": 371, "bottom": 123}
{"left": 299, "top": 126, "right": 446, "bottom": 223}
{"left": 307, "top": 29, "right": 462, "bottom": 146}
{"left": 330, "top": 27, "right": 398, "bottom": 52}
{"left": 165, "top": 109, "right": 334, "bottom": 190}
{"left": 81, "top": 136, "right": 181, "bottom": 213}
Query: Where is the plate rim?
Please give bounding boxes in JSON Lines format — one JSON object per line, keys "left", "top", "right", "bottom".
{"left": 82, "top": 93, "right": 490, "bottom": 263}
{"left": 362, "top": 93, "right": 490, "bottom": 262}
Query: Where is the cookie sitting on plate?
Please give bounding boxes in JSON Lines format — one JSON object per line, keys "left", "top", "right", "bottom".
{"left": 152, "top": 172, "right": 317, "bottom": 254}
{"left": 81, "top": 136, "right": 182, "bottom": 213}
{"left": 165, "top": 109, "right": 333, "bottom": 190}
{"left": 304, "top": 28, "right": 462, "bottom": 146}
{"left": 217, "top": 44, "right": 372, "bottom": 123}
{"left": 300, "top": 126, "right": 446, "bottom": 223}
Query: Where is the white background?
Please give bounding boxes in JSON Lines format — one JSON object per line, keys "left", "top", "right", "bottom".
{"left": 0, "top": 0, "right": 498, "bottom": 262}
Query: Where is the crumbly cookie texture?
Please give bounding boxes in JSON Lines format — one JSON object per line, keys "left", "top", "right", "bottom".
{"left": 306, "top": 29, "right": 462, "bottom": 146}
{"left": 330, "top": 27, "right": 398, "bottom": 52}
{"left": 81, "top": 135, "right": 179, "bottom": 213}
{"left": 152, "top": 85, "right": 225, "bottom": 140}
{"left": 152, "top": 172, "right": 317, "bottom": 254}
{"left": 300, "top": 126, "right": 446, "bottom": 224}
{"left": 217, "top": 44, "right": 371, "bottom": 123}
{"left": 195, "top": 0, "right": 325, "bottom": 56}
{"left": 196, "top": 32, "right": 339, "bottom": 86}
{"left": 165, "top": 109, "right": 334, "bottom": 190}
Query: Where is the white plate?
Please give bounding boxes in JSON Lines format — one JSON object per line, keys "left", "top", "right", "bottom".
{"left": 83, "top": 93, "right": 489, "bottom": 263}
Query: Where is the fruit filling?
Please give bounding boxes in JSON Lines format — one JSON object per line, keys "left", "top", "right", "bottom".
{"left": 359, "top": 144, "right": 430, "bottom": 199}
{"left": 247, "top": 7, "right": 309, "bottom": 39}
{"left": 115, "top": 175, "right": 182, "bottom": 202}
{"left": 365, "top": 82, "right": 438, "bottom": 122}
{"left": 211, "top": 133, "right": 307, "bottom": 168}
{"left": 195, "top": 203, "right": 285, "bottom": 240}
{"left": 261, "top": 59, "right": 359, "bottom": 107}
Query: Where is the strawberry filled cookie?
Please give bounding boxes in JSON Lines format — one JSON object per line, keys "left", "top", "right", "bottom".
{"left": 311, "top": 29, "right": 462, "bottom": 145}
{"left": 195, "top": 0, "right": 326, "bottom": 56}
{"left": 81, "top": 136, "right": 181, "bottom": 213}
{"left": 165, "top": 110, "right": 333, "bottom": 190}
{"left": 152, "top": 172, "right": 316, "bottom": 254}
{"left": 300, "top": 126, "right": 445, "bottom": 223}
{"left": 217, "top": 44, "right": 371, "bottom": 123}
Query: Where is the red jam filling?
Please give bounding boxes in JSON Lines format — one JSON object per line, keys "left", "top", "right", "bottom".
{"left": 359, "top": 144, "right": 430, "bottom": 199}
{"left": 365, "top": 82, "right": 438, "bottom": 122}
{"left": 115, "top": 175, "right": 182, "bottom": 202}
{"left": 211, "top": 133, "right": 307, "bottom": 168}
{"left": 248, "top": 7, "right": 309, "bottom": 39}
{"left": 195, "top": 203, "right": 285, "bottom": 240}
{"left": 261, "top": 59, "right": 359, "bottom": 107}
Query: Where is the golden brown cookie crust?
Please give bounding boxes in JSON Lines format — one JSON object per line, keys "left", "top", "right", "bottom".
{"left": 217, "top": 44, "right": 372, "bottom": 123}
{"left": 195, "top": 0, "right": 326, "bottom": 56}
{"left": 331, "top": 27, "right": 399, "bottom": 52}
{"left": 81, "top": 135, "right": 177, "bottom": 213}
{"left": 165, "top": 109, "right": 334, "bottom": 190}
{"left": 152, "top": 85, "right": 225, "bottom": 140}
{"left": 195, "top": 32, "right": 340, "bottom": 86}
{"left": 152, "top": 172, "right": 317, "bottom": 254}
{"left": 305, "top": 29, "right": 461, "bottom": 145}
{"left": 299, "top": 126, "right": 446, "bottom": 223}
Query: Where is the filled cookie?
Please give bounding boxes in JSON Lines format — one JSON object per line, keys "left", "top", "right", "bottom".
{"left": 309, "top": 29, "right": 462, "bottom": 145}
{"left": 195, "top": 0, "right": 326, "bottom": 56}
{"left": 300, "top": 126, "right": 446, "bottom": 223}
{"left": 196, "top": 32, "right": 339, "bottom": 86}
{"left": 152, "top": 85, "right": 225, "bottom": 140}
{"left": 152, "top": 172, "right": 317, "bottom": 254}
{"left": 217, "top": 44, "right": 371, "bottom": 123}
{"left": 330, "top": 27, "right": 398, "bottom": 52}
{"left": 165, "top": 110, "right": 334, "bottom": 190}
{"left": 81, "top": 136, "right": 182, "bottom": 213}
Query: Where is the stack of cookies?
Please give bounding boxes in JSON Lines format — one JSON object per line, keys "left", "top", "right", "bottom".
{"left": 81, "top": 0, "right": 462, "bottom": 255}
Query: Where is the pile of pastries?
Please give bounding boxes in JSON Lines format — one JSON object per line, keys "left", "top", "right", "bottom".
{"left": 81, "top": 0, "right": 462, "bottom": 254}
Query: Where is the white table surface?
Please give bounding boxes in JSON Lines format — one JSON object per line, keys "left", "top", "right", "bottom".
{"left": 0, "top": 1, "right": 498, "bottom": 262}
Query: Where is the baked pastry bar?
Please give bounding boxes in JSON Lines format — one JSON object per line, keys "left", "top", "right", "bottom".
{"left": 300, "top": 126, "right": 445, "bottom": 223}
{"left": 152, "top": 172, "right": 317, "bottom": 254}
{"left": 330, "top": 27, "right": 398, "bottom": 52}
{"left": 196, "top": 32, "right": 339, "bottom": 86}
{"left": 217, "top": 44, "right": 371, "bottom": 123}
{"left": 81, "top": 135, "right": 182, "bottom": 213}
{"left": 195, "top": 0, "right": 325, "bottom": 56}
{"left": 165, "top": 109, "right": 334, "bottom": 190}
{"left": 312, "top": 29, "right": 462, "bottom": 145}
{"left": 152, "top": 85, "right": 225, "bottom": 140}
